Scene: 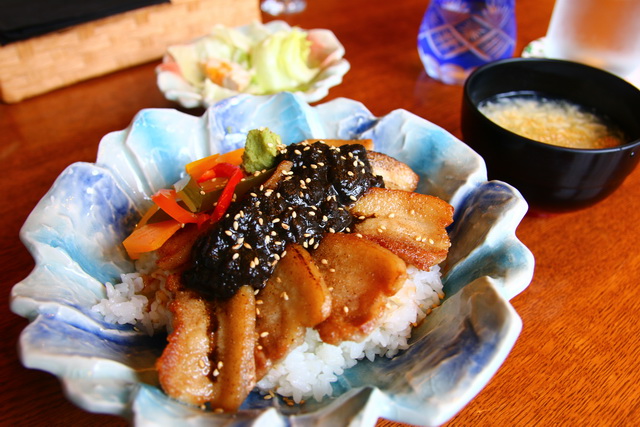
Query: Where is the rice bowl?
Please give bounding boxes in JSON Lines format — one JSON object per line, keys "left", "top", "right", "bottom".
{"left": 10, "top": 93, "right": 534, "bottom": 426}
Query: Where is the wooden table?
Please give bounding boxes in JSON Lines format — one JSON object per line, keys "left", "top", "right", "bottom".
{"left": 3, "top": 0, "right": 639, "bottom": 425}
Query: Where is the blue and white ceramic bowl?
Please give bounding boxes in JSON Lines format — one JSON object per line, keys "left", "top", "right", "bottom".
{"left": 11, "top": 93, "right": 534, "bottom": 426}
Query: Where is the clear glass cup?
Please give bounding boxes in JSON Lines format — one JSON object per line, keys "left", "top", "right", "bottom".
{"left": 545, "top": 0, "right": 640, "bottom": 79}
{"left": 261, "top": 0, "right": 307, "bottom": 16}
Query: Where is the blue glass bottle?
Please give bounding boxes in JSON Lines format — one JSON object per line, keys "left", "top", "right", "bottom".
{"left": 418, "top": 0, "right": 516, "bottom": 85}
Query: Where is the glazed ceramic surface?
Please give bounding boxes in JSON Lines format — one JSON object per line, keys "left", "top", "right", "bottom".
{"left": 156, "top": 21, "right": 350, "bottom": 108}
{"left": 11, "top": 93, "right": 534, "bottom": 426}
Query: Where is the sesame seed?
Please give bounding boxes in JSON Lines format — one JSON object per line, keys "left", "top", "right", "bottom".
{"left": 321, "top": 259, "right": 328, "bottom": 265}
{"left": 260, "top": 331, "right": 269, "bottom": 338}
{"left": 343, "top": 306, "right": 349, "bottom": 313}
{"left": 213, "top": 369, "right": 220, "bottom": 377}
{"left": 429, "top": 238, "right": 435, "bottom": 244}
{"left": 329, "top": 268, "right": 336, "bottom": 273}
{"left": 281, "top": 292, "right": 289, "bottom": 301}
{"left": 389, "top": 213, "right": 396, "bottom": 218}
{"left": 281, "top": 223, "right": 290, "bottom": 230}
{"left": 232, "top": 253, "right": 239, "bottom": 260}
{"left": 356, "top": 233, "right": 363, "bottom": 238}
{"left": 256, "top": 299, "right": 264, "bottom": 305}
{"left": 349, "top": 195, "right": 357, "bottom": 201}
{"left": 225, "top": 230, "right": 233, "bottom": 236}
{"left": 244, "top": 242, "right": 252, "bottom": 249}
{"left": 272, "top": 218, "right": 280, "bottom": 223}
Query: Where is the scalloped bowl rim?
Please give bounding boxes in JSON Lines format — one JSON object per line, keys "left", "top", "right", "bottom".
{"left": 11, "top": 93, "right": 534, "bottom": 427}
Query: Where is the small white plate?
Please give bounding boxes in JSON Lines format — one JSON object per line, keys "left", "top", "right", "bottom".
{"left": 156, "top": 21, "right": 350, "bottom": 108}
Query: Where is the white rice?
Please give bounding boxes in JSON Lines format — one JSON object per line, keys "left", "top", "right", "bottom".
{"left": 91, "top": 253, "right": 173, "bottom": 336}
{"left": 92, "top": 262, "right": 443, "bottom": 402}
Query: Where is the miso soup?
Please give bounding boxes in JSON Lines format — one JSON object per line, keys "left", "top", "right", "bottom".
{"left": 479, "top": 93, "right": 626, "bottom": 149}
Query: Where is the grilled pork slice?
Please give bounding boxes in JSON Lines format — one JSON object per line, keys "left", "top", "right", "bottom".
{"left": 254, "top": 244, "right": 331, "bottom": 379}
{"left": 366, "top": 151, "right": 419, "bottom": 192}
{"left": 350, "top": 187, "right": 453, "bottom": 271}
{"left": 156, "top": 289, "right": 216, "bottom": 406}
{"left": 208, "top": 285, "right": 256, "bottom": 412}
{"left": 157, "top": 285, "right": 256, "bottom": 412}
{"left": 312, "top": 233, "right": 407, "bottom": 345}
{"left": 155, "top": 223, "right": 203, "bottom": 271}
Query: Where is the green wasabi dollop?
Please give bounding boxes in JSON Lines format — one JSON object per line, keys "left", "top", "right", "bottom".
{"left": 242, "top": 128, "right": 282, "bottom": 173}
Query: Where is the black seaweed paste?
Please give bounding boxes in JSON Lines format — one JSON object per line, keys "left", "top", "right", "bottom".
{"left": 183, "top": 141, "right": 384, "bottom": 299}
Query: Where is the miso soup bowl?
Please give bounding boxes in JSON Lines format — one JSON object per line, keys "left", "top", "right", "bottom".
{"left": 461, "top": 58, "right": 640, "bottom": 214}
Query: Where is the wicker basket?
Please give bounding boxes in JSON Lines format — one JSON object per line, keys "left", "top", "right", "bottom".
{"left": 0, "top": 0, "right": 261, "bottom": 103}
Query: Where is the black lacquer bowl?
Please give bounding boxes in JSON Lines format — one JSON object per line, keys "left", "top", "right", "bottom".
{"left": 462, "top": 58, "right": 640, "bottom": 214}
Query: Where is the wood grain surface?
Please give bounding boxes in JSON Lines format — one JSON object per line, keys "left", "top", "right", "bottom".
{"left": 3, "top": 0, "right": 640, "bottom": 425}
